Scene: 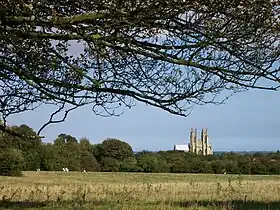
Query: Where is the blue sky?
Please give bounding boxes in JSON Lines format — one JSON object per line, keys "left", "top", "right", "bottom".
{"left": 7, "top": 87, "right": 280, "bottom": 152}
{"left": 6, "top": 41, "right": 280, "bottom": 152}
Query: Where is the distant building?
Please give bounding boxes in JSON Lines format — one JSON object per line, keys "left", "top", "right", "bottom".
{"left": 189, "top": 128, "right": 213, "bottom": 155}
{"left": 174, "top": 128, "right": 213, "bottom": 155}
{"left": 173, "top": 144, "right": 189, "bottom": 152}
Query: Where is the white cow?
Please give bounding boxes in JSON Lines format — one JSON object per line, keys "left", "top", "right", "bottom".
{"left": 62, "top": 167, "right": 69, "bottom": 172}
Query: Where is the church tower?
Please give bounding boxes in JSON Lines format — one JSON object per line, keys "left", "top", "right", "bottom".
{"left": 188, "top": 128, "right": 213, "bottom": 155}
{"left": 201, "top": 128, "right": 208, "bottom": 155}
{"left": 190, "top": 128, "right": 194, "bottom": 153}
{"left": 190, "top": 128, "right": 197, "bottom": 153}
{"left": 205, "top": 128, "right": 209, "bottom": 155}
{"left": 201, "top": 128, "right": 205, "bottom": 155}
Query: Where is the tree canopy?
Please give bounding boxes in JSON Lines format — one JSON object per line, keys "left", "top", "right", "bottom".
{"left": 0, "top": 0, "right": 279, "bottom": 135}
{"left": 1, "top": 123, "right": 280, "bottom": 176}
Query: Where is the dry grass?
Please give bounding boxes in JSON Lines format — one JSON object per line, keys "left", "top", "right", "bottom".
{"left": 1, "top": 172, "right": 280, "bottom": 209}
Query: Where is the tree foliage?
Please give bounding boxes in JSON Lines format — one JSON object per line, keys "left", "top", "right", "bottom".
{"left": 0, "top": 124, "right": 42, "bottom": 170}
{"left": 0, "top": 0, "right": 279, "bottom": 135}
{"left": 1, "top": 124, "right": 280, "bottom": 176}
{"left": 100, "top": 138, "right": 133, "bottom": 160}
{"left": 137, "top": 152, "right": 170, "bottom": 173}
{"left": 0, "top": 148, "right": 24, "bottom": 176}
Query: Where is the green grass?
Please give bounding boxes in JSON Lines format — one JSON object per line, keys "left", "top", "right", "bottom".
{"left": 1, "top": 172, "right": 280, "bottom": 209}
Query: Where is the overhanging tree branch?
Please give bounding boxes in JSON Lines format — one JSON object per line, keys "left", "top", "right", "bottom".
{"left": 0, "top": 0, "right": 279, "bottom": 136}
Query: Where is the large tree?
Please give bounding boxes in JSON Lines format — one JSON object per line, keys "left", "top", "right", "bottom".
{"left": 0, "top": 0, "right": 279, "bottom": 135}
{"left": 100, "top": 138, "right": 133, "bottom": 160}
{"left": 0, "top": 124, "right": 42, "bottom": 170}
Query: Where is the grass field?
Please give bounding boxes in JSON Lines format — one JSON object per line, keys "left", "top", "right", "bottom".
{"left": 1, "top": 172, "right": 280, "bottom": 209}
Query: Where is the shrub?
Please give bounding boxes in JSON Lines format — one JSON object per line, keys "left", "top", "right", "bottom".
{"left": 101, "top": 157, "right": 121, "bottom": 172}
{"left": 0, "top": 148, "right": 25, "bottom": 176}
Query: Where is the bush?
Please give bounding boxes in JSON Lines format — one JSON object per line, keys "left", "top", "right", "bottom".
{"left": 137, "top": 153, "right": 170, "bottom": 173}
{"left": 80, "top": 151, "right": 100, "bottom": 171}
{"left": 120, "top": 157, "right": 138, "bottom": 172}
{"left": 101, "top": 157, "right": 121, "bottom": 172}
{"left": 0, "top": 148, "right": 25, "bottom": 176}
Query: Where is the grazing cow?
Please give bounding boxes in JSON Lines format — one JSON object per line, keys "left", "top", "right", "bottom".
{"left": 62, "top": 167, "right": 69, "bottom": 172}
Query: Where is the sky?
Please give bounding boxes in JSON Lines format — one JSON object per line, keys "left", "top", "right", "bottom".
{"left": 5, "top": 40, "right": 280, "bottom": 152}
{"left": 7, "top": 87, "right": 280, "bottom": 152}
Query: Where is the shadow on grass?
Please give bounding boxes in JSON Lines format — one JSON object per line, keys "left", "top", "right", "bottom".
{"left": 1, "top": 199, "right": 280, "bottom": 209}
{"left": 169, "top": 200, "right": 280, "bottom": 210}
{"left": 0, "top": 200, "right": 110, "bottom": 209}
{"left": 0, "top": 201, "right": 46, "bottom": 209}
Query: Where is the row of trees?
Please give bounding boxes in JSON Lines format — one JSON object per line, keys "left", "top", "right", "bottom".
{"left": 1, "top": 124, "right": 280, "bottom": 176}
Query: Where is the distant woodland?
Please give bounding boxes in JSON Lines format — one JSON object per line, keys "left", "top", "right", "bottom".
{"left": 1, "top": 124, "right": 280, "bottom": 176}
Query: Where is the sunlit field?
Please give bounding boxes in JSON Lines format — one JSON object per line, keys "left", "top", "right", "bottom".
{"left": 1, "top": 172, "right": 280, "bottom": 209}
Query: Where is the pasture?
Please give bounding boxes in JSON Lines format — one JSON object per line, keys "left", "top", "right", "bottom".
{"left": 0, "top": 172, "right": 280, "bottom": 209}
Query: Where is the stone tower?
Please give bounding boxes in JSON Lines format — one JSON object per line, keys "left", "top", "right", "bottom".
{"left": 189, "top": 128, "right": 213, "bottom": 155}
{"left": 190, "top": 128, "right": 197, "bottom": 153}
{"left": 201, "top": 128, "right": 209, "bottom": 155}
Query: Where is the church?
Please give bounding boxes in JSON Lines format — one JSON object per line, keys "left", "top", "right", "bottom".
{"left": 173, "top": 128, "right": 213, "bottom": 155}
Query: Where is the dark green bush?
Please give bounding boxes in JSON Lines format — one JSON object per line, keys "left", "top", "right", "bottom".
{"left": 0, "top": 148, "right": 25, "bottom": 176}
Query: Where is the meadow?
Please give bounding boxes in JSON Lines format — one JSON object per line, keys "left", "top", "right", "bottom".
{"left": 0, "top": 172, "right": 280, "bottom": 209}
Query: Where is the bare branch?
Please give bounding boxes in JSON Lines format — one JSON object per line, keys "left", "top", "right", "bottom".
{"left": 37, "top": 104, "right": 79, "bottom": 135}
{"left": 0, "top": 0, "right": 279, "bottom": 135}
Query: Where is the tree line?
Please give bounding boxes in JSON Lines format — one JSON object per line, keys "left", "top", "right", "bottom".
{"left": 1, "top": 124, "right": 280, "bottom": 176}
